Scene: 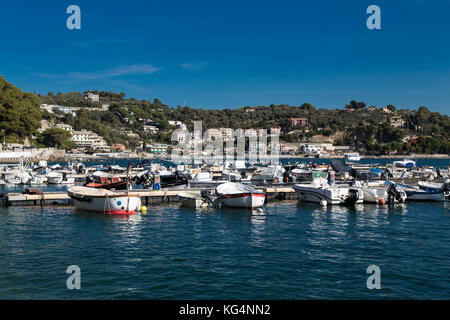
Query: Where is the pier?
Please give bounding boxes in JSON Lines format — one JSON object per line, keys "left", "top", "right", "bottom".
{"left": 0, "top": 186, "right": 298, "bottom": 207}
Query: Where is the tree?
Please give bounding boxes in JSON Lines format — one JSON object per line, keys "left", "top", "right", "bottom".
{"left": 0, "top": 76, "right": 42, "bottom": 141}
{"left": 37, "top": 128, "right": 77, "bottom": 150}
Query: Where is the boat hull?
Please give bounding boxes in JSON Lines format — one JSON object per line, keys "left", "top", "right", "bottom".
{"left": 70, "top": 194, "right": 141, "bottom": 214}
{"left": 293, "top": 185, "right": 363, "bottom": 205}
{"left": 220, "top": 193, "right": 266, "bottom": 209}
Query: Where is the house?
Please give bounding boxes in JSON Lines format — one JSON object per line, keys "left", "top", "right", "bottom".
{"left": 142, "top": 125, "right": 159, "bottom": 134}
{"left": 53, "top": 123, "right": 73, "bottom": 133}
{"left": 291, "top": 118, "right": 309, "bottom": 126}
{"left": 390, "top": 116, "right": 405, "bottom": 128}
{"left": 168, "top": 121, "right": 187, "bottom": 130}
{"left": 85, "top": 92, "right": 100, "bottom": 102}
{"left": 72, "top": 130, "right": 108, "bottom": 150}
{"left": 270, "top": 127, "right": 282, "bottom": 135}
{"left": 172, "top": 130, "right": 187, "bottom": 143}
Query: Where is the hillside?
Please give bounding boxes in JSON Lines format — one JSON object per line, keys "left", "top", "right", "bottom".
{"left": 40, "top": 89, "right": 450, "bottom": 155}
{"left": 0, "top": 76, "right": 42, "bottom": 143}
{"left": 1, "top": 75, "right": 449, "bottom": 155}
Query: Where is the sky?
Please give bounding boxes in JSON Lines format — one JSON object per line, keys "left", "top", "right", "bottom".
{"left": 0, "top": 0, "right": 449, "bottom": 114}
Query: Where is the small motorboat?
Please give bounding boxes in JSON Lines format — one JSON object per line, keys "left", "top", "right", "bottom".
{"left": 68, "top": 186, "right": 142, "bottom": 215}
{"left": 293, "top": 178, "right": 363, "bottom": 205}
{"left": 177, "top": 190, "right": 217, "bottom": 208}
{"left": 216, "top": 182, "right": 266, "bottom": 209}
{"left": 47, "top": 171, "right": 75, "bottom": 184}
{"left": 397, "top": 183, "right": 446, "bottom": 202}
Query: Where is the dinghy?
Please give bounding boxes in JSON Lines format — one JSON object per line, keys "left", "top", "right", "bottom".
{"left": 68, "top": 186, "right": 142, "bottom": 215}
{"left": 216, "top": 182, "right": 266, "bottom": 209}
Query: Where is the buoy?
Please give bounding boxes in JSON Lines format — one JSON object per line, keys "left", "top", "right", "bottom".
{"left": 320, "top": 199, "right": 327, "bottom": 206}
{"left": 378, "top": 198, "right": 386, "bottom": 205}
{"left": 141, "top": 205, "right": 147, "bottom": 214}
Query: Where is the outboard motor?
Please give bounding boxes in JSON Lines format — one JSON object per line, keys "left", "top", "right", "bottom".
{"left": 200, "top": 189, "right": 214, "bottom": 207}
{"left": 344, "top": 188, "right": 360, "bottom": 205}
{"left": 386, "top": 181, "right": 407, "bottom": 204}
{"left": 85, "top": 176, "right": 94, "bottom": 184}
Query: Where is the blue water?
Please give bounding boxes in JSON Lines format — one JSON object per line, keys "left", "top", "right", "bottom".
{"left": 0, "top": 158, "right": 449, "bottom": 299}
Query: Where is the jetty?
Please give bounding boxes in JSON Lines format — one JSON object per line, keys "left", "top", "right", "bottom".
{"left": 0, "top": 186, "right": 297, "bottom": 207}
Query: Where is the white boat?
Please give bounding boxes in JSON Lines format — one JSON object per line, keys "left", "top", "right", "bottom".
{"left": 216, "top": 182, "right": 266, "bottom": 209}
{"left": 68, "top": 186, "right": 142, "bottom": 215}
{"left": 47, "top": 171, "right": 75, "bottom": 184}
{"left": 418, "top": 179, "right": 450, "bottom": 192}
{"left": 177, "top": 190, "right": 217, "bottom": 208}
{"left": 344, "top": 152, "right": 362, "bottom": 162}
{"left": 397, "top": 183, "right": 445, "bottom": 201}
{"left": 393, "top": 159, "right": 416, "bottom": 168}
{"left": 293, "top": 178, "right": 364, "bottom": 205}
{"left": 250, "top": 165, "right": 285, "bottom": 183}
{"left": 360, "top": 181, "right": 407, "bottom": 204}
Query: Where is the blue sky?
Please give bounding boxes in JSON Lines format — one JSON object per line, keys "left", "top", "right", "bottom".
{"left": 1, "top": 0, "right": 449, "bottom": 114}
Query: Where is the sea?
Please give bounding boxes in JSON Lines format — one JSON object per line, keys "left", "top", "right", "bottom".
{"left": 0, "top": 158, "right": 449, "bottom": 299}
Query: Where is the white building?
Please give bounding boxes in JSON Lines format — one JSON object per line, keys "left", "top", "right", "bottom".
{"left": 85, "top": 92, "right": 100, "bottom": 102}
{"left": 53, "top": 123, "right": 73, "bottom": 133}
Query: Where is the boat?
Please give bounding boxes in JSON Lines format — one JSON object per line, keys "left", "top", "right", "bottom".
{"left": 47, "top": 171, "right": 75, "bottom": 184}
{"left": 67, "top": 186, "right": 142, "bottom": 215}
{"left": 216, "top": 182, "right": 266, "bottom": 209}
{"left": 84, "top": 171, "right": 130, "bottom": 190}
{"left": 177, "top": 190, "right": 217, "bottom": 208}
{"left": 397, "top": 183, "right": 445, "bottom": 201}
{"left": 344, "top": 152, "right": 362, "bottom": 162}
{"left": 360, "top": 181, "right": 407, "bottom": 203}
{"left": 393, "top": 159, "right": 416, "bottom": 168}
{"left": 250, "top": 165, "right": 285, "bottom": 183}
{"left": 293, "top": 178, "right": 363, "bottom": 205}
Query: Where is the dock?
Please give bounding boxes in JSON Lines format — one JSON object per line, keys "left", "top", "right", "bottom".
{"left": 0, "top": 186, "right": 298, "bottom": 207}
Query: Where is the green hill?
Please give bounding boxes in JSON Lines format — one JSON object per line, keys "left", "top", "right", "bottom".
{"left": 0, "top": 76, "right": 42, "bottom": 143}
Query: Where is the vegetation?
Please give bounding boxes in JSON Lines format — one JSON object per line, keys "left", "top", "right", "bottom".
{"left": 0, "top": 75, "right": 448, "bottom": 154}
{"left": 36, "top": 128, "right": 77, "bottom": 150}
{"left": 0, "top": 76, "right": 42, "bottom": 143}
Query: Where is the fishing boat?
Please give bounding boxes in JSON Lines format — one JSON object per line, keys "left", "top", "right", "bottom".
{"left": 216, "top": 182, "right": 266, "bottom": 209}
{"left": 293, "top": 178, "right": 363, "bottom": 205}
{"left": 67, "top": 186, "right": 142, "bottom": 215}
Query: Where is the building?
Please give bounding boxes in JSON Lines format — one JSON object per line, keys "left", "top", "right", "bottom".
{"left": 172, "top": 130, "right": 187, "bottom": 143}
{"left": 71, "top": 130, "right": 108, "bottom": 150}
{"left": 111, "top": 144, "right": 126, "bottom": 152}
{"left": 280, "top": 143, "right": 300, "bottom": 154}
{"left": 85, "top": 92, "right": 100, "bottom": 102}
{"left": 168, "top": 121, "right": 187, "bottom": 130}
{"left": 270, "top": 127, "right": 282, "bottom": 135}
{"left": 142, "top": 125, "right": 159, "bottom": 134}
{"left": 390, "top": 116, "right": 405, "bottom": 128}
{"left": 291, "top": 118, "right": 309, "bottom": 126}
{"left": 150, "top": 144, "right": 168, "bottom": 154}
{"left": 52, "top": 123, "right": 73, "bottom": 133}
{"left": 204, "top": 128, "right": 223, "bottom": 141}
{"left": 40, "top": 104, "right": 80, "bottom": 116}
